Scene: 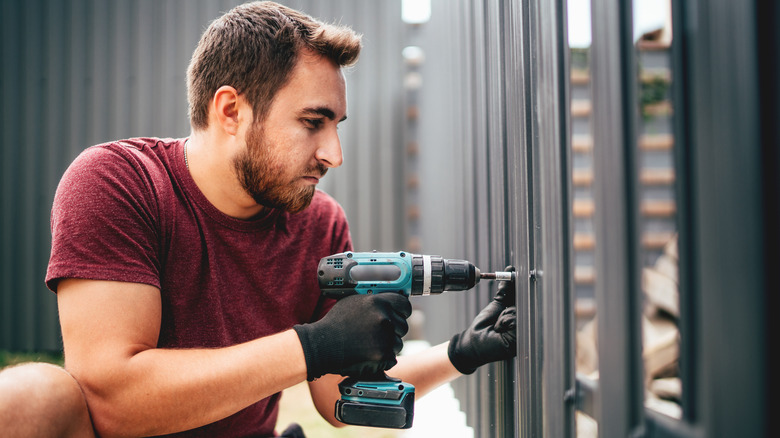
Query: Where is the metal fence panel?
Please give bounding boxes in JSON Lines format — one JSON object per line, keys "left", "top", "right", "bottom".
{"left": 684, "top": 1, "right": 767, "bottom": 436}
{"left": 589, "top": 0, "right": 646, "bottom": 435}
{"left": 408, "top": 0, "right": 573, "bottom": 436}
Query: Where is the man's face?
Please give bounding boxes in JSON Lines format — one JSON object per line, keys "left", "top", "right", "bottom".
{"left": 233, "top": 51, "right": 347, "bottom": 213}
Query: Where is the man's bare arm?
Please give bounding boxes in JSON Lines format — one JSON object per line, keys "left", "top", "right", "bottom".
{"left": 57, "top": 278, "right": 307, "bottom": 438}
{"left": 308, "top": 374, "right": 345, "bottom": 426}
{"left": 387, "top": 342, "right": 462, "bottom": 396}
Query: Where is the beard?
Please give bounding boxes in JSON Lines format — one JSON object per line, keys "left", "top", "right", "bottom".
{"left": 233, "top": 123, "right": 327, "bottom": 214}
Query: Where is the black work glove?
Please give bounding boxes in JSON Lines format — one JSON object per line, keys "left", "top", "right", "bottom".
{"left": 448, "top": 266, "right": 517, "bottom": 375}
{"left": 293, "top": 293, "right": 412, "bottom": 381}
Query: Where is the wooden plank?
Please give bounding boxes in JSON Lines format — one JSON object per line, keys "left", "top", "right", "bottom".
{"left": 574, "top": 266, "right": 596, "bottom": 285}
{"left": 641, "top": 232, "right": 677, "bottom": 249}
{"left": 572, "top": 169, "right": 594, "bottom": 186}
{"left": 640, "top": 200, "right": 677, "bottom": 217}
{"left": 642, "top": 100, "right": 673, "bottom": 117}
{"left": 574, "top": 199, "right": 676, "bottom": 218}
{"left": 573, "top": 168, "right": 675, "bottom": 187}
{"left": 573, "top": 232, "right": 596, "bottom": 250}
{"left": 573, "top": 199, "right": 596, "bottom": 217}
{"left": 639, "top": 168, "right": 675, "bottom": 185}
{"left": 573, "top": 231, "right": 677, "bottom": 252}
{"left": 572, "top": 135, "right": 593, "bottom": 152}
{"left": 639, "top": 133, "right": 674, "bottom": 150}
{"left": 571, "top": 99, "right": 592, "bottom": 117}
{"left": 575, "top": 297, "right": 597, "bottom": 317}
{"left": 571, "top": 69, "right": 590, "bottom": 85}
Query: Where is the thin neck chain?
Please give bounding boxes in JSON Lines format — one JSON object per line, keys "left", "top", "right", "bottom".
{"left": 184, "top": 141, "right": 190, "bottom": 170}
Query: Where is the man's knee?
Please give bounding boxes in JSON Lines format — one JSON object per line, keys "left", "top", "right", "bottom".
{"left": 0, "top": 362, "right": 95, "bottom": 438}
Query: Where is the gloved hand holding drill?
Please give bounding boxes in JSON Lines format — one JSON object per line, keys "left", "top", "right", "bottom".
{"left": 293, "top": 293, "right": 412, "bottom": 381}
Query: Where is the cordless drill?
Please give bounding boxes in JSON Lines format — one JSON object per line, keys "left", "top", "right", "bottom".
{"left": 317, "top": 250, "right": 515, "bottom": 429}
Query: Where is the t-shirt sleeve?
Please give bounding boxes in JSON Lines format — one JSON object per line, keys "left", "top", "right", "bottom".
{"left": 46, "top": 145, "right": 162, "bottom": 292}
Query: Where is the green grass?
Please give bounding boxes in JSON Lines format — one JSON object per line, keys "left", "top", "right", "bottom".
{"left": 0, "top": 350, "right": 64, "bottom": 368}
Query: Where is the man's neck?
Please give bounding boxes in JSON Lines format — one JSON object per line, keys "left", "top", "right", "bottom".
{"left": 186, "top": 130, "right": 268, "bottom": 220}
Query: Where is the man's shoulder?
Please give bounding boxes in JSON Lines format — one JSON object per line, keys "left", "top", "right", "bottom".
{"left": 308, "top": 189, "right": 346, "bottom": 218}
{"left": 311, "top": 189, "right": 341, "bottom": 207}
{"left": 284, "top": 189, "right": 351, "bottom": 250}
{"left": 74, "top": 137, "right": 171, "bottom": 163}
{"left": 58, "top": 137, "right": 184, "bottom": 208}
{"left": 285, "top": 190, "right": 348, "bottom": 231}
{"left": 84, "top": 137, "right": 179, "bottom": 158}
{"left": 71, "top": 137, "right": 182, "bottom": 177}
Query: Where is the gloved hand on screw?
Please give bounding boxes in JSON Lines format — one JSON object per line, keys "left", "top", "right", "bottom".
{"left": 448, "top": 266, "right": 517, "bottom": 375}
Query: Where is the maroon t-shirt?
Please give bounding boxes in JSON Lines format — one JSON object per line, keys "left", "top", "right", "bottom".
{"left": 46, "top": 137, "right": 352, "bottom": 437}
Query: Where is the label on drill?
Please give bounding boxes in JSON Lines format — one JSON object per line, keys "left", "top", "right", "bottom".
{"left": 422, "top": 255, "right": 432, "bottom": 296}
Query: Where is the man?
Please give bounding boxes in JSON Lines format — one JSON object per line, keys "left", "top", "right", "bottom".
{"left": 0, "top": 2, "right": 517, "bottom": 437}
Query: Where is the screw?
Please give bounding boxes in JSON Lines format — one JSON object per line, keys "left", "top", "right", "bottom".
{"left": 563, "top": 387, "right": 576, "bottom": 403}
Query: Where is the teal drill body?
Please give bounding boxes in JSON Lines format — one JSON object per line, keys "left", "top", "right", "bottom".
{"left": 317, "top": 250, "right": 482, "bottom": 299}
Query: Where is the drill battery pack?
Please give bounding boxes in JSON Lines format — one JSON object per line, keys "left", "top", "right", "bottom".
{"left": 335, "top": 376, "right": 415, "bottom": 429}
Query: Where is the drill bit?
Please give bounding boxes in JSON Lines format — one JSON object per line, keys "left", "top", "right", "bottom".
{"left": 480, "top": 271, "right": 515, "bottom": 282}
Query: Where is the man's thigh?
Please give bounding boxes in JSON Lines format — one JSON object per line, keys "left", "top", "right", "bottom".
{"left": 0, "top": 362, "right": 95, "bottom": 438}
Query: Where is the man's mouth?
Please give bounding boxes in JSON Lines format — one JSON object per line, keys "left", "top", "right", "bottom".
{"left": 302, "top": 166, "right": 328, "bottom": 184}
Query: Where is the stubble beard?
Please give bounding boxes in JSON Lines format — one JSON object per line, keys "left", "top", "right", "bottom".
{"left": 234, "top": 123, "right": 326, "bottom": 214}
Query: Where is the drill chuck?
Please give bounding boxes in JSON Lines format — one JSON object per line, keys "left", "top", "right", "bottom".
{"left": 410, "top": 255, "right": 479, "bottom": 295}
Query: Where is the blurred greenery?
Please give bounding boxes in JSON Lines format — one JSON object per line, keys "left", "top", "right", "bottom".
{"left": 640, "top": 74, "right": 670, "bottom": 118}
{"left": 571, "top": 47, "right": 590, "bottom": 71}
{"left": 0, "top": 350, "right": 64, "bottom": 368}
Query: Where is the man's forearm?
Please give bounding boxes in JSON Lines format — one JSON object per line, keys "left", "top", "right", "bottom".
{"left": 386, "top": 342, "right": 462, "bottom": 399}
{"left": 69, "top": 329, "right": 306, "bottom": 438}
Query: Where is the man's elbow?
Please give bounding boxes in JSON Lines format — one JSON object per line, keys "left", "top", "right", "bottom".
{"left": 68, "top": 366, "right": 148, "bottom": 438}
{"left": 75, "top": 378, "right": 129, "bottom": 438}
{"left": 318, "top": 409, "right": 346, "bottom": 428}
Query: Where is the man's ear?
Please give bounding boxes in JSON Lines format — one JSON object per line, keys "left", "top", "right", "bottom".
{"left": 211, "top": 85, "right": 242, "bottom": 136}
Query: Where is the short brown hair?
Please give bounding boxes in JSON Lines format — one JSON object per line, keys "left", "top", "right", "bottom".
{"left": 186, "top": 1, "right": 362, "bottom": 130}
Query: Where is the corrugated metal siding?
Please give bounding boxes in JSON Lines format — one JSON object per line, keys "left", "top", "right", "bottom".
{"left": 407, "top": 1, "right": 573, "bottom": 436}
{"left": 0, "top": 0, "right": 405, "bottom": 352}
{"left": 403, "top": 1, "right": 511, "bottom": 435}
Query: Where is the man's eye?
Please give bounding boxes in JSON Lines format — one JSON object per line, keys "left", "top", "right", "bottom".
{"left": 303, "top": 118, "right": 323, "bottom": 129}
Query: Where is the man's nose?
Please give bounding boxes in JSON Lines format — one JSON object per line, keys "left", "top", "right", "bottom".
{"left": 316, "top": 128, "right": 343, "bottom": 168}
